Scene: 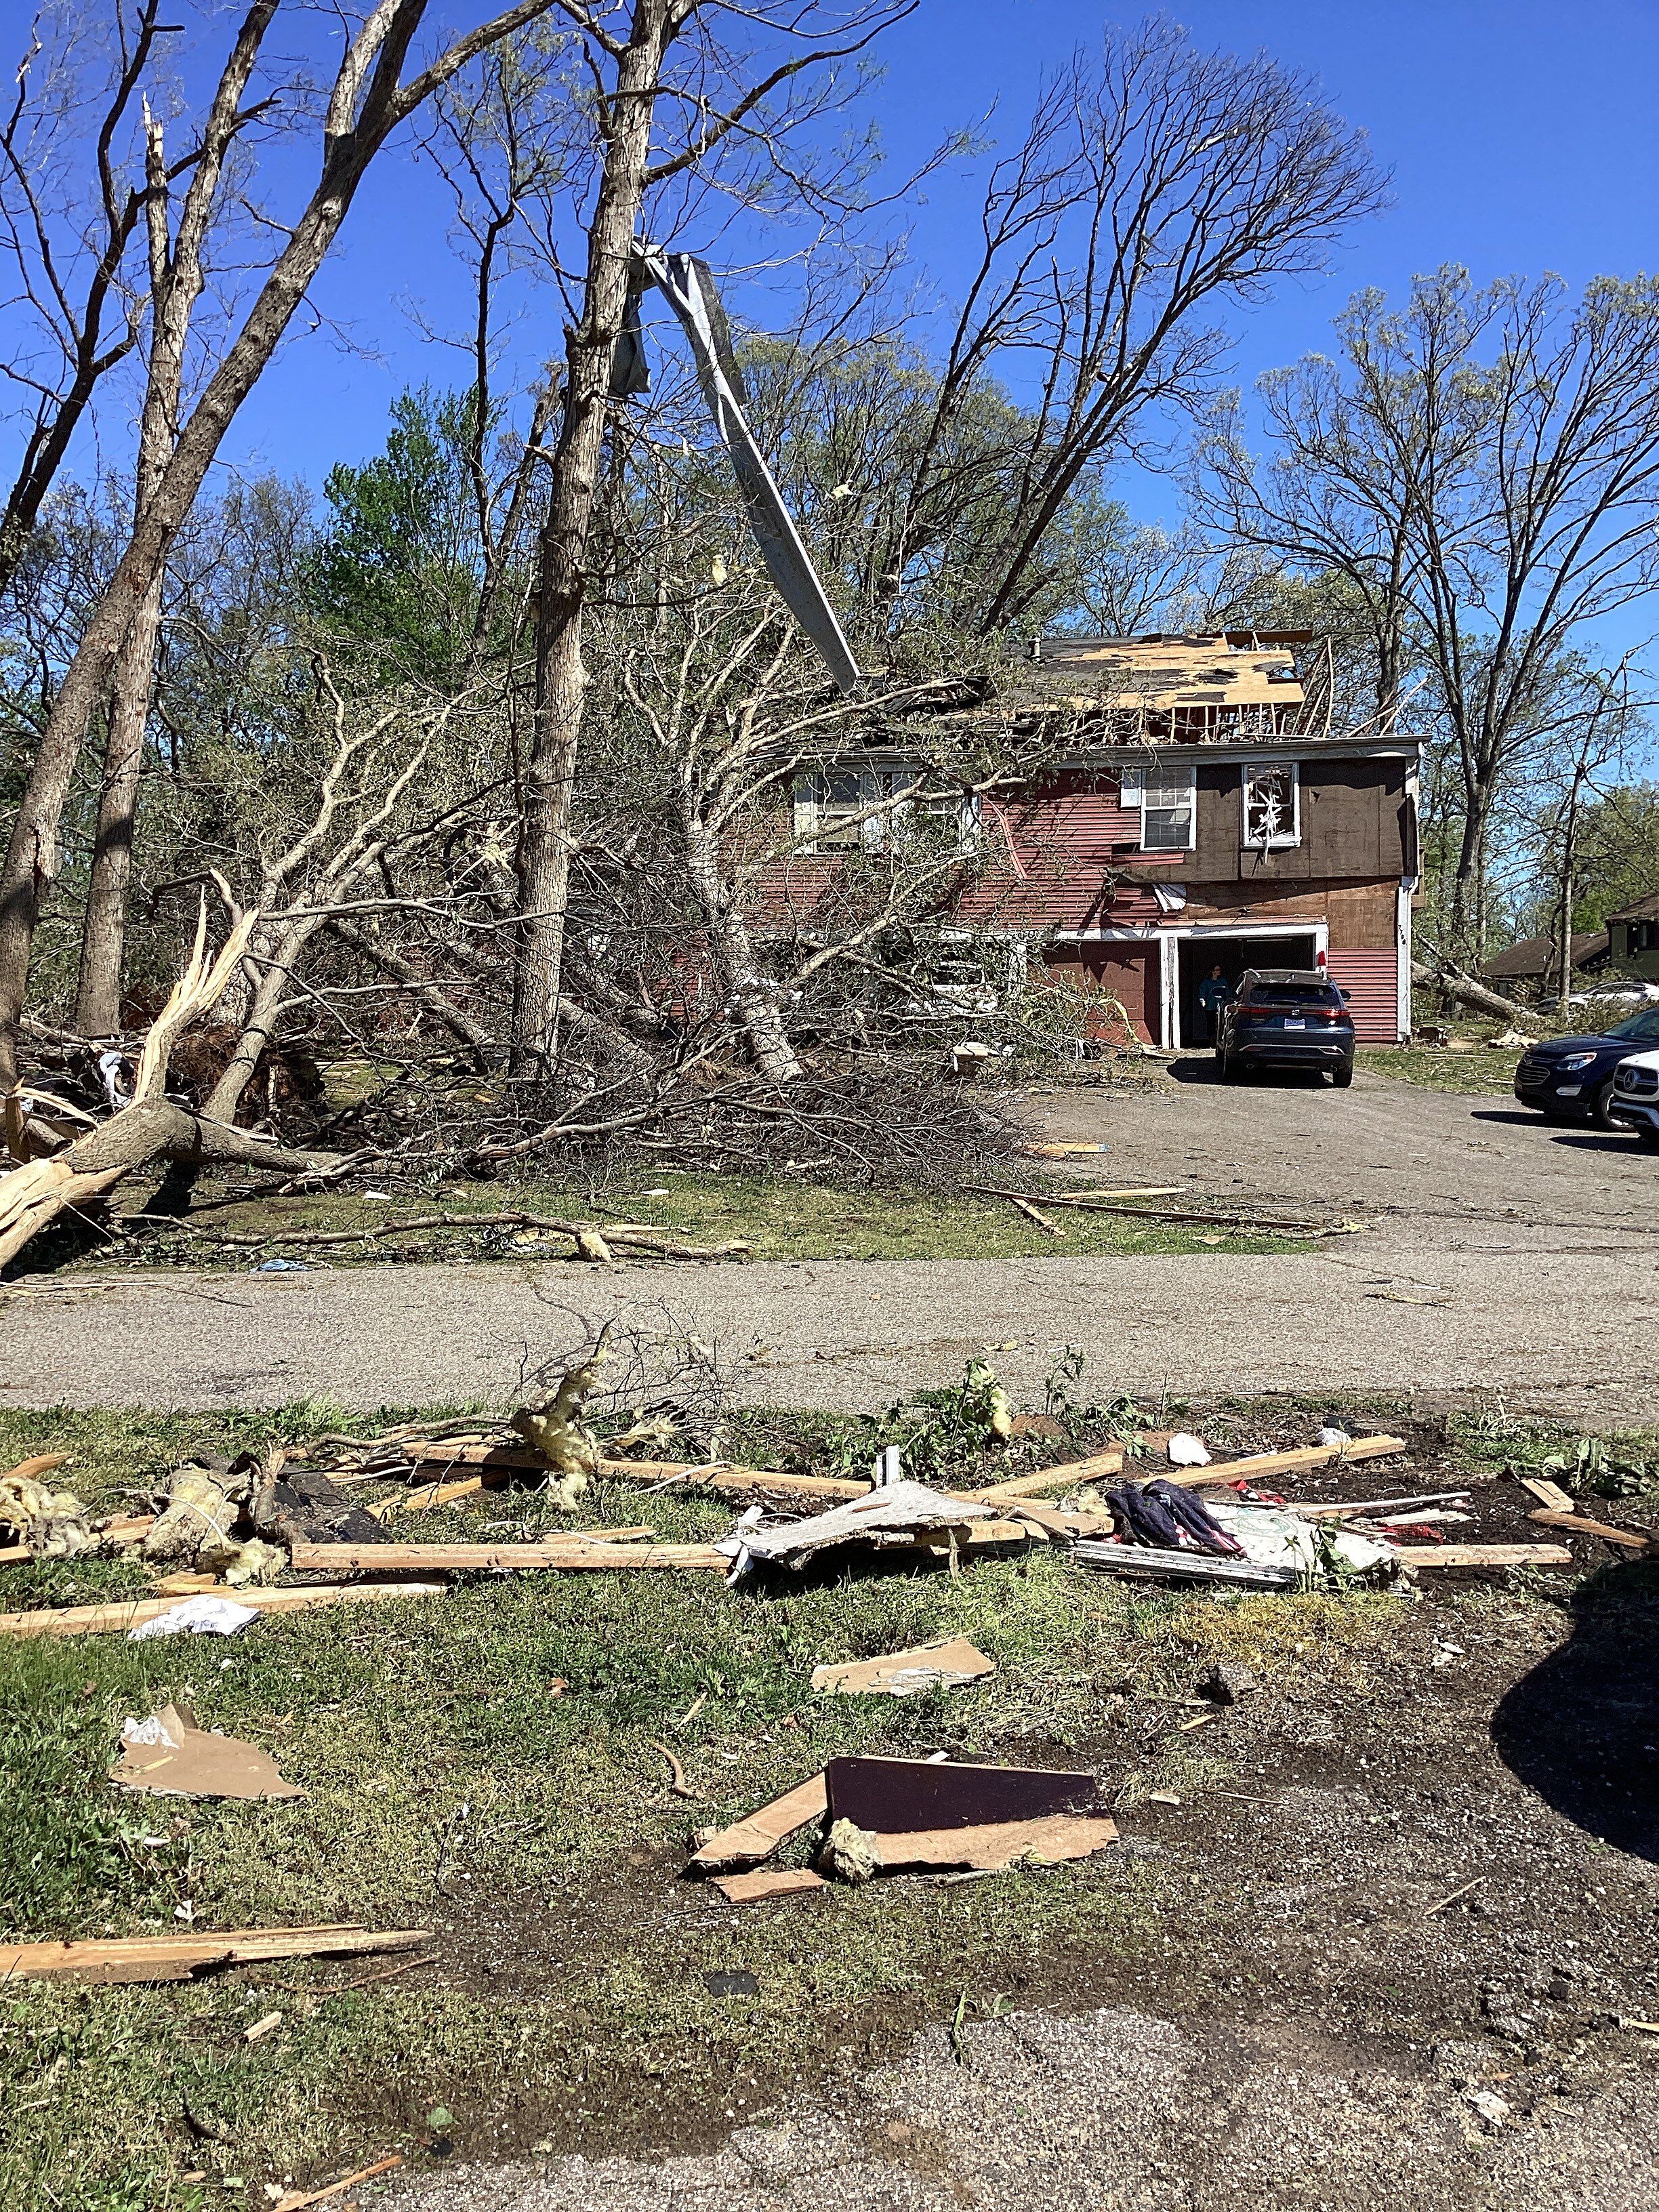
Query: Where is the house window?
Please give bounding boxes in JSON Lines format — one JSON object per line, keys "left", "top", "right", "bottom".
{"left": 1242, "top": 759, "right": 1300, "bottom": 848}
{"left": 1120, "top": 763, "right": 1196, "bottom": 853}
{"left": 793, "top": 768, "right": 979, "bottom": 854}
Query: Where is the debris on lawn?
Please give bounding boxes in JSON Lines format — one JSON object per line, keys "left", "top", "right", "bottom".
{"left": 825, "top": 1755, "right": 1103, "bottom": 1832}
{"left": 1074, "top": 1542, "right": 1302, "bottom": 1589}
{"left": 810, "top": 1637, "right": 996, "bottom": 1696}
{"left": 0, "top": 1924, "right": 429, "bottom": 1984}
{"left": 128, "top": 1593, "right": 261, "bottom": 1640}
{"left": 711, "top": 1868, "right": 827, "bottom": 1904}
{"left": 722, "top": 1479, "right": 996, "bottom": 1576}
{"left": 111, "top": 1702, "right": 304, "bottom": 1800}
{"left": 0, "top": 1453, "right": 91, "bottom": 1557}
{"left": 690, "top": 1774, "right": 830, "bottom": 1870}
{"left": 653, "top": 1741, "right": 701, "bottom": 1799}
{"left": 507, "top": 1321, "right": 615, "bottom": 1498}
{"left": 1517, "top": 1475, "right": 1576, "bottom": 1513}
{"left": 0, "top": 1582, "right": 446, "bottom": 1639}
{"left": 1166, "top": 1432, "right": 1212, "bottom": 1467}
{"left": 269, "top": 2152, "right": 406, "bottom": 2211}
{"left": 1527, "top": 1509, "right": 1648, "bottom": 1549}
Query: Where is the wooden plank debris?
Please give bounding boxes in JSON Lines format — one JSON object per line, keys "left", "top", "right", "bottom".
{"left": 286, "top": 1539, "right": 727, "bottom": 1574}
{"left": 1289, "top": 1489, "right": 1471, "bottom": 1520}
{"left": 0, "top": 1582, "right": 447, "bottom": 1639}
{"left": 599, "top": 1457, "right": 870, "bottom": 1500}
{"left": 861, "top": 1814, "right": 1120, "bottom": 1872}
{"left": 1393, "top": 1542, "right": 1572, "bottom": 1568}
{"left": 0, "top": 1923, "right": 428, "bottom": 1985}
{"left": 1519, "top": 1476, "right": 1576, "bottom": 1513}
{"left": 689, "top": 1774, "right": 829, "bottom": 1870}
{"left": 966, "top": 1453, "right": 1124, "bottom": 1502}
{"left": 711, "top": 1868, "right": 827, "bottom": 1904}
{"left": 1528, "top": 1509, "right": 1649, "bottom": 1549}
{"left": 1201, "top": 1435, "right": 1408, "bottom": 1482}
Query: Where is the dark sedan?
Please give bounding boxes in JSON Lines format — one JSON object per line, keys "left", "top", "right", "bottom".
{"left": 1216, "top": 968, "right": 1356, "bottom": 1086}
{"left": 1513, "top": 1004, "right": 1659, "bottom": 1126}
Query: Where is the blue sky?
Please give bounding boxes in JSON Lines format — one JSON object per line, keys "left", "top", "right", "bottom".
{"left": 228, "top": 0, "right": 1659, "bottom": 524}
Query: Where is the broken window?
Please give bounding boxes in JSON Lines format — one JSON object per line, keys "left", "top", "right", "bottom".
{"left": 793, "top": 767, "right": 979, "bottom": 855}
{"left": 1242, "top": 760, "right": 1300, "bottom": 847}
{"left": 1120, "top": 762, "right": 1196, "bottom": 852}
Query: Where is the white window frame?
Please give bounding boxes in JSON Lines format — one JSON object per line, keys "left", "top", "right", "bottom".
{"left": 793, "top": 765, "right": 981, "bottom": 855}
{"left": 1119, "top": 762, "right": 1196, "bottom": 854}
{"left": 1240, "top": 758, "right": 1300, "bottom": 849}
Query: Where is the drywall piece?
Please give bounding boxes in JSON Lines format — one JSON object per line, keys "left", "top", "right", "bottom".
{"left": 811, "top": 1637, "right": 996, "bottom": 1697}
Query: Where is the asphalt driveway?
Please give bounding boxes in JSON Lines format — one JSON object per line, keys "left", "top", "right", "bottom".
{"left": 4, "top": 1067, "right": 1654, "bottom": 1425}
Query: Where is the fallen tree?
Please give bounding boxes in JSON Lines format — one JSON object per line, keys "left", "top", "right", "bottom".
{"left": 1410, "top": 950, "right": 1526, "bottom": 1028}
{"left": 0, "top": 907, "right": 344, "bottom": 1268}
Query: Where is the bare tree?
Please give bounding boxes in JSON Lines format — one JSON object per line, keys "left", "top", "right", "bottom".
{"left": 511, "top": 0, "right": 914, "bottom": 1067}
{"left": 1207, "top": 268, "right": 1659, "bottom": 951}
{"left": 880, "top": 20, "right": 1386, "bottom": 643}
{"left": 0, "top": 0, "right": 186, "bottom": 595}
{"left": 0, "top": 0, "right": 571, "bottom": 1094}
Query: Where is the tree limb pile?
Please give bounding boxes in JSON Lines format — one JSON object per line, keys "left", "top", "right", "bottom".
{"left": 0, "top": 906, "right": 343, "bottom": 1268}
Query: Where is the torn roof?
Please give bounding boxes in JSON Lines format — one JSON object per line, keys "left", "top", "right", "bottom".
{"left": 1008, "top": 633, "right": 1308, "bottom": 714}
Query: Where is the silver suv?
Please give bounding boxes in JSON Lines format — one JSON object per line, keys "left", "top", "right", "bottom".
{"left": 1609, "top": 1047, "right": 1659, "bottom": 1148}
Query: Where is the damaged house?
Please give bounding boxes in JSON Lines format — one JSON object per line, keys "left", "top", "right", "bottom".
{"left": 776, "top": 632, "right": 1420, "bottom": 1048}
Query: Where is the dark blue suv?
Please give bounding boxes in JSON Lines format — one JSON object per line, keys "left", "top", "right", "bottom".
{"left": 1217, "top": 968, "right": 1356, "bottom": 1086}
{"left": 1513, "top": 1004, "right": 1659, "bottom": 1127}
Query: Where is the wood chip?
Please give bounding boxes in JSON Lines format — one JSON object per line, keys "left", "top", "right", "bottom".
{"left": 690, "top": 1773, "right": 829, "bottom": 1870}
{"left": 865, "top": 1813, "right": 1120, "bottom": 1872}
{"left": 272, "top": 2156, "right": 405, "bottom": 2212}
{"left": 711, "top": 1868, "right": 827, "bottom": 1903}
{"left": 810, "top": 1637, "right": 996, "bottom": 1696}
{"left": 1518, "top": 1476, "right": 1576, "bottom": 1513}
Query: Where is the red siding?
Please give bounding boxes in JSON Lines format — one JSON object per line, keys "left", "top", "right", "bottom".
{"left": 1328, "top": 947, "right": 1397, "bottom": 1042}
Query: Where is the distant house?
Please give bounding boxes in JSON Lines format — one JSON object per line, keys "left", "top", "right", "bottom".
{"left": 777, "top": 631, "right": 1421, "bottom": 1046}
{"left": 1607, "top": 893, "right": 1659, "bottom": 980}
{"left": 1479, "top": 932, "right": 1612, "bottom": 992}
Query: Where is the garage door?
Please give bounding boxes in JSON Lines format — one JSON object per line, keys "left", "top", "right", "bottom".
{"left": 1042, "top": 945, "right": 1159, "bottom": 1045}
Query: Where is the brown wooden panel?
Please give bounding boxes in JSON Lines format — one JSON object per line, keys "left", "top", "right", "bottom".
{"left": 1042, "top": 944, "right": 1158, "bottom": 1043}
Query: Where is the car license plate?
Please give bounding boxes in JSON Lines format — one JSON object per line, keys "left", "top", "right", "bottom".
{"left": 1282, "top": 1018, "right": 1305, "bottom": 1029}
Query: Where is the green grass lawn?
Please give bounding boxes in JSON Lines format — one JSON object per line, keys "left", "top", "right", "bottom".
{"left": 1358, "top": 1042, "right": 1526, "bottom": 1095}
{"left": 6, "top": 1395, "right": 1652, "bottom": 2211}
{"left": 75, "top": 1168, "right": 1308, "bottom": 1273}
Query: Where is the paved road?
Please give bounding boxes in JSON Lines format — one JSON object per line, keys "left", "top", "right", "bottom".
{"left": 3, "top": 1069, "right": 1654, "bottom": 1425}
{"left": 386, "top": 2001, "right": 1659, "bottom": 2212}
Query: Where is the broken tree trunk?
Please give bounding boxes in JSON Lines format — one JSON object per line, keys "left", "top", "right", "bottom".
{"left": 0, "top": 905, "right": 345, "bottom": 1268}
{"left": 1410, "top": 956, "right": 1519, "bottom": 1027}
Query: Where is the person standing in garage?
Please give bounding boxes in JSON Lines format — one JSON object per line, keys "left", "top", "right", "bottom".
{"left": 1197, "top": 962, "right": 1233, "bottom": 1048}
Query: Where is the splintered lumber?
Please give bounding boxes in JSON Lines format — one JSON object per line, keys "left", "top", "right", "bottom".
{"left": 286, "top": 1539, "right": 727, "bottom": 1574}
{"left": 1393, "top": 1542, "right": 1572, "bottom": 1569}
{"left": 863, "top": 1814, "right": 1120, "bottom": 1873}
{"left": 909, "top": 1519, "right": 1042, "bottom": 1551}
{"left": 966, "top": 1453, "right": 1124, "bottom": 1502}
{"left": 0, "top": 1582, "right": 447, "bottom": 1639}
{"left": 2, "top": 1452, "right": 71, "bottom": 1487}
{"left": 1519, "top": 1475, "right": 1576, "bottom": 1513}
{"left": 600, "top": 1457, "right": 870, "bottom": 1500}
{"left": 1528, "top": 1509, "right": 1649, "bottom": 1549}
{"left": 366, "top": 1475, "right": 484, "bottom": 1522}
{"left": 711, "top": 1868, "right": 827, "bottom": 1904}
{"left": 404, "top": 1442, "right": 544, "bottom": 1471}
{"left": 690, "top": 1773, "right": 830, "bottom": 1870}
{"left": 1197, "top": 1435, "right": 1408, "bottom": 1484}
{"left": 0, "top": 1923, "right": 428, "bottom": 1985}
